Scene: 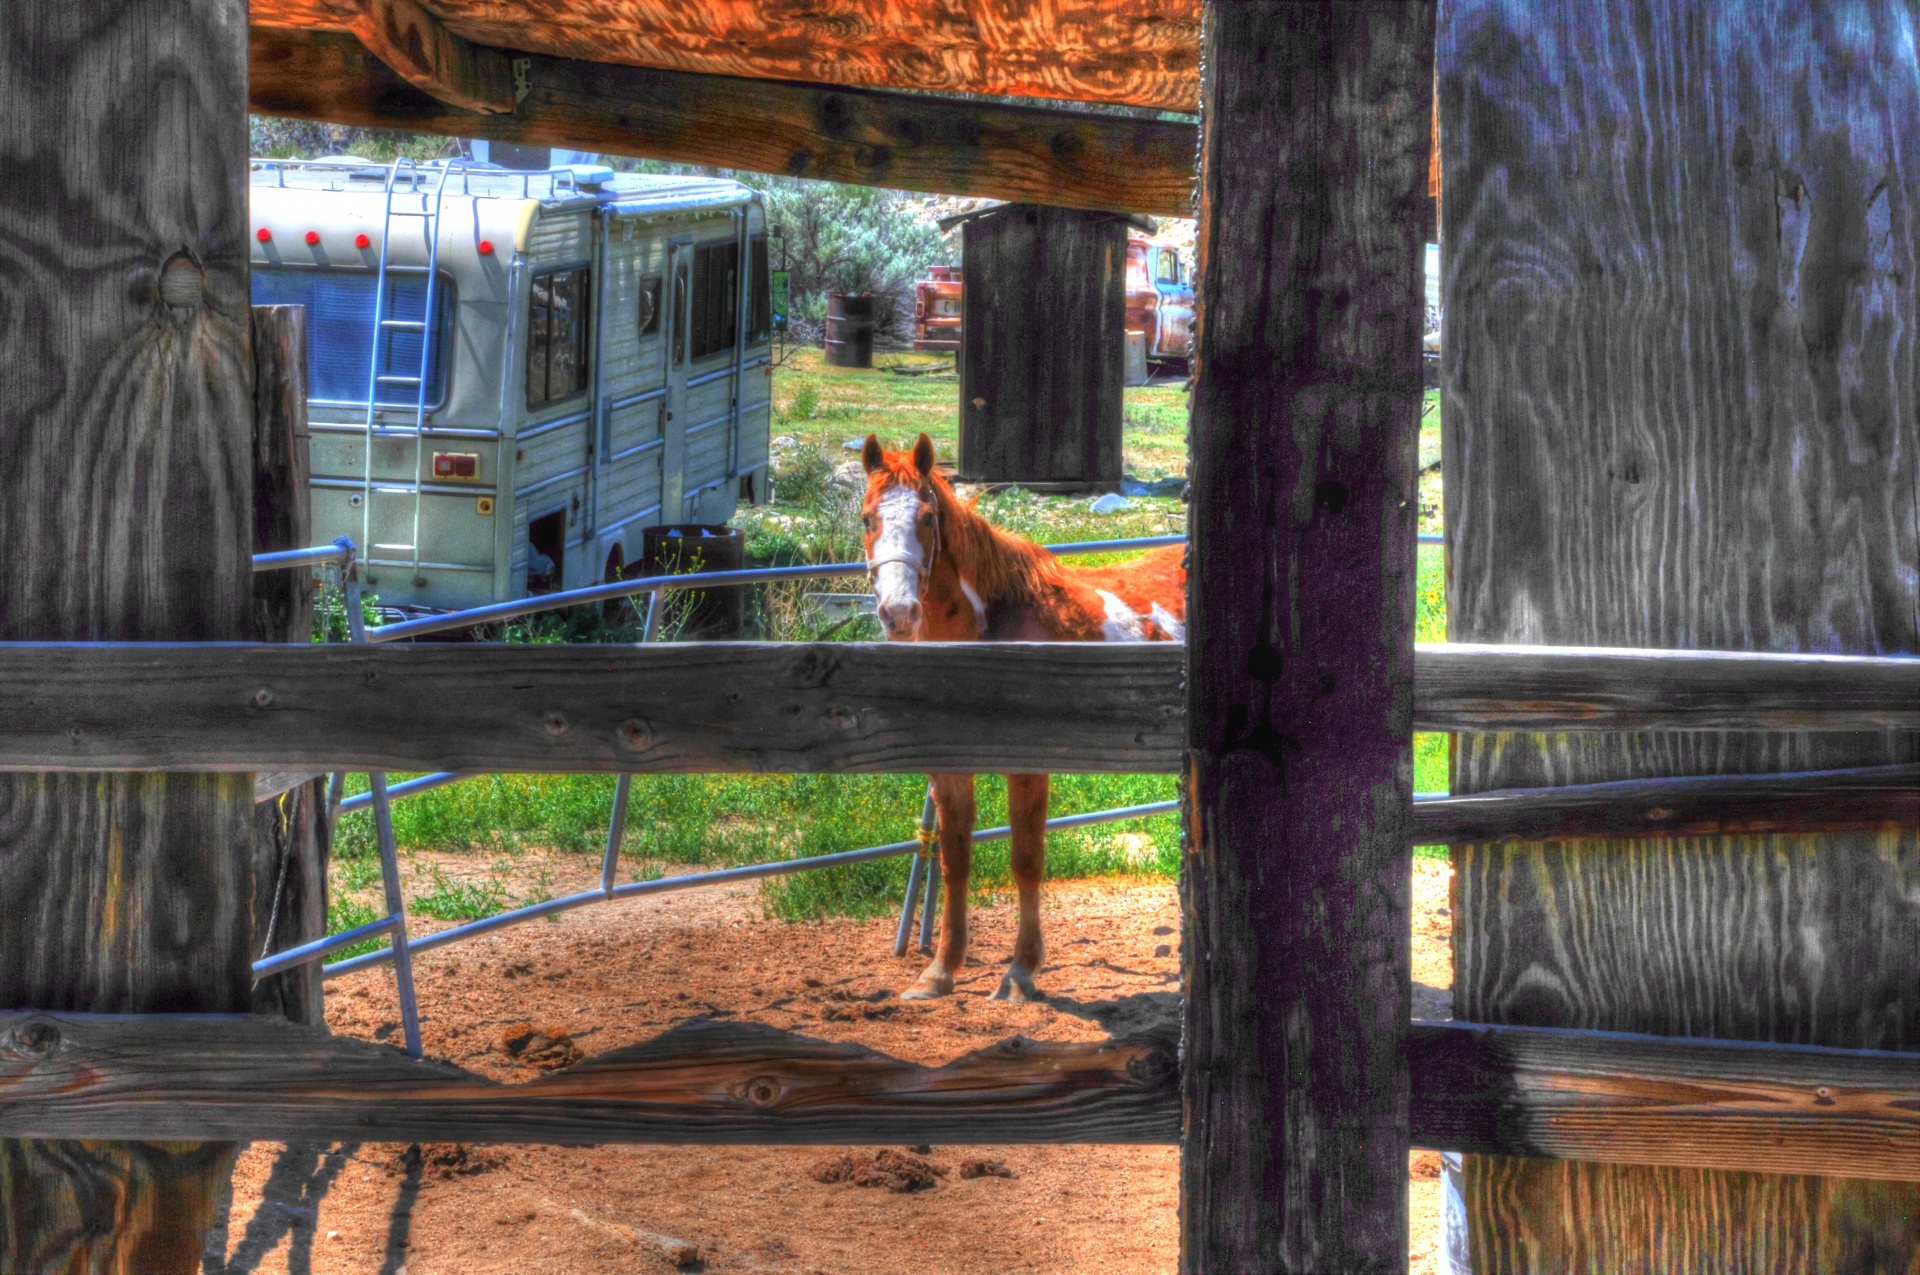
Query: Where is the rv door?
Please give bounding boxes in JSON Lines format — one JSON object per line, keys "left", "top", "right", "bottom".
{"left": 660, "top": 239, "right": 694, "bottom": 524}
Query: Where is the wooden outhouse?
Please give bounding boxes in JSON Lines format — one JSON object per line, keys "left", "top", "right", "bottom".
{"left": 946, "top": 204, "right": 1153, "bottom": 489}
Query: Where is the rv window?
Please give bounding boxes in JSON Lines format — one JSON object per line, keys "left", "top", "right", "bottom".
{"left": 691, "top": 241, "right": 739, "bottom": 360}
{"left": 1156, "top": 249, "right": 1180, "bottom": 285}
{"left": 748, "top": 234, "right": 771, "bottom": 344}
{"left": 528, "top": 267, "right": 592, "bottom": 408}
{"left": 251, "top": 268, "right": 451, "bottom": 407}
{"left": 638, "top": 275, "right": 662, "bottom": 337}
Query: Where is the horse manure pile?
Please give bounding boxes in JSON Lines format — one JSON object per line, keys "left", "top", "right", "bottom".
{"left": 810, "top": 1150, "right": 1020, "bottom": 1194}
{"left": 496, "top": 1021, "right": 583, "bottom": 1069}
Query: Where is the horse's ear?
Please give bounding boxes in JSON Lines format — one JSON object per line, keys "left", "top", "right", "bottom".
{"left": 861, "top": 434, "right": 884, "bottom": 473}
{"left": 912, "top": 433, "right": 936, "bottom": 480}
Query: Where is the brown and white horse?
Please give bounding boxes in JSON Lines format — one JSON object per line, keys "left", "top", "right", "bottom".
{"left": 860, "top": 433, "right": 1185, "bottom": 1000}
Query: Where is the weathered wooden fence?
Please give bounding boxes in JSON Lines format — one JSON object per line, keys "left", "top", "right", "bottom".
{"left": 6, "top": 1, "right": 1920, "bottom": 1272}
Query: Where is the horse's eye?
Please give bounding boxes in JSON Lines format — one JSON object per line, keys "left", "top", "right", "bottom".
{"left": 862, "top": 514, "right": 876, "bottom": 531}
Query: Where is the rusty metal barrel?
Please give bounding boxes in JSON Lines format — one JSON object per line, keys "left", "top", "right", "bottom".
{"left": 824, "top": 292, "right": 877, "bottom": 367}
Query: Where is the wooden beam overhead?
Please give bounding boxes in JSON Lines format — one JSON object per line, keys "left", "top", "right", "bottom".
{"left": 251, "top": 0, "right": 1205, "bottom": 113}
{"left": 17, "top": 1013, "right": 1920, "bottom": 1185}
{"left": 249, "top": 27, "right": 1199, "bottom": 219}
{"left": 347, "top": 0, "right": 515, "bottom": 113}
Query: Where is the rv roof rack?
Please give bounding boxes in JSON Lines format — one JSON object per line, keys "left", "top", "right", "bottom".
{"left": 250, "top": 156, "right": 584, "bottom": 201}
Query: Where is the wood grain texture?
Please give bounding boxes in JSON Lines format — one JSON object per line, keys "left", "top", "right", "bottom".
{"left": 1418, "top": 644, "right": 1920, "bottom": 732}
{"left": 249, "top": 28, "right": 1199, "bottom": 219}
{"left": 1411, "top": 1021, "right": 1920, "bottom": 1182}
{"left": 958, "top": 206, "right": 1127, "bottom": 485}
{"left": 0, "top": 642, "right": 1912, "bottom": 776}
{"left": 1182, "top": 2, "right": 1430, "bottom": 1270}
{"left": 249, "top": 0, "right": 1205, "bottom": 112}
{"left": 1415, "top": 763, "right": 1920, "bottom": 846}
{"left": 348, "top": 0, "right": 513, "bottom": 113}
{"left": 0, "top": 1014, "right": 1180, "bottom": 1146}
{"left": 24, "top": 1012, "right": 1920, "bottom": 1187}
{"left": 248, "top": 305, "right": 327, "bottom": 1028}
{"left": 0, "top": 642, "right": 1184, "bottom": 774}
{"left": 0, "top": 1, "right": 256, "bottom": 1268}
{"left": 1441, "top": 0, "right": 1920, "bottom": 1266}
{"left": 250, "top": 306, "right": 311, "bottom": 654}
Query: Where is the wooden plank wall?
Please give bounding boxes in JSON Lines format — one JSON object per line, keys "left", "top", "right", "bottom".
{"left": 958, "top": 206, "right": 1127, "bottom": 487}
{"left": 1440, "top": 0, "right": 1920, "bottom": 1268}
{"left": 0, "top": 1, "right": 256, "bottom": 1267}
{"left": 1184, "top": 1, "right": 1431, "bottom": 1269}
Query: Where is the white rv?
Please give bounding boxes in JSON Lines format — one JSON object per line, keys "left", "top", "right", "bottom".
{"left": 249, "top": 158, "right": 774, "bottom": 611}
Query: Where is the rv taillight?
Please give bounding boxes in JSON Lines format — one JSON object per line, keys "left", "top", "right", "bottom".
{"left": 304, "top": 230, "right": 320, "bottom": 246}
{"left": 478, "top": 240, "right": 495, "bottom": 256}
{"left": 355, "top": 233, "right": 371, "bottom": 249}
{"left": 256, "top": 228, "right": 271, "bottom": 243}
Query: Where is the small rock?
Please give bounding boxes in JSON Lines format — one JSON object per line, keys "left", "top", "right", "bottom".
{"left": 771, "top": 435, "right": 799, "bottom": 449}
{"left": 1154, "top": 944, "right": 1172, "bottom": 958}
{"left": 829, "top": 459, "right": 866, "bottom": 491}
{"left": 1088, "top": 492, "right": 1131, "bottom": 514}
{"left": 326, "top": 1230, "right": 341, "bottom": 1241}
{"left": 1151, "top": 925, "right": 1174, "bottom": 935}
{"left": 959, "top": 1158, "right": 1017, "bottom": 1180}
{"left": 842, "top": 438, "right": 866, "bottom": 451}
{"left": 663, "top": 1238, "right": 702, "bottom": 1268}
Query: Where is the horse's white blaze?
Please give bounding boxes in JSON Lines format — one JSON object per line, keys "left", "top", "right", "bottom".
{"left": 1150, "top": 602, "right": 1185, "bottom": 641}
{"left": 871, "top": 485, "right": 925, "bottom": 636}
{"left": 1097, "top": 590, "right": 1146, "bottom": 642}
{"left": 959, "top": 577, "right": 988, "bottom": 636}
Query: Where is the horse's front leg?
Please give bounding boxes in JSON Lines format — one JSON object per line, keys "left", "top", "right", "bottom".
{"left": 902, "top": 772, "right": 975, "bottom": 999}
{"left": 992, "top": 772, "right": 1049, "bottom": 1001}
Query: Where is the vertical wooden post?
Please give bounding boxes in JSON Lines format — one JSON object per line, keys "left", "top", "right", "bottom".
{"left": 250, "top": 305, "right": 330, "bottom": 1028}
{"left": 1441, "top": 0, "right": 1920, "bottom": 1267}
{"left": 0, "top": 2, "right": 254, "bottom": 1269}
{"left": 1183, "top": 2, "right": 1431, "bottom": 1271}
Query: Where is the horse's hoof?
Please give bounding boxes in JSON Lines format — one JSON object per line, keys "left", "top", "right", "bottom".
{"left": 901, "top": 970, "right": 955, "bottom": 1000}
{"left": 990, "top": 966, "right": 1045, "bottom": 1002}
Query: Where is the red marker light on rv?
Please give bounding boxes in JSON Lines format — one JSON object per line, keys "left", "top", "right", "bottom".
{"left": 355, "top": 233, "right": 371, "bottom": 249}
{"left": 478, "top": 239, "right": 495, "bottom": 256}
{"left": 256, "top": 227, "right": 271, "bottom": 243}
{"left": 305, "top": 230, "right": 321, "bottom": 246}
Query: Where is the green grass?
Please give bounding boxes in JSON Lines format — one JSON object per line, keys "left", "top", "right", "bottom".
{"left": 331, "top": 771, "right": 1178, "bottom": 923}
{"left": 325, "top": 896, "right": 389, "bottom": 961}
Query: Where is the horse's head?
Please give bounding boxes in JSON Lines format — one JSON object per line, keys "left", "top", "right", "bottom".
{"left": 860, "top": 432, "right": 940, "bottom": 641}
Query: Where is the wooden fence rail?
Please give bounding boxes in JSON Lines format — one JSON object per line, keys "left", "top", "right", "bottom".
{"left": 0, "top": 642, "right": 1915, "bottom": 774}
{"left": 10, "top": 1012, "right": 1920, "bottom": 1183}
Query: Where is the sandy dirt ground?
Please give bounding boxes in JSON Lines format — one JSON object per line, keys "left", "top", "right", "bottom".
{"left": 209, "top": 855, "right": 1455, "bottom": 1274}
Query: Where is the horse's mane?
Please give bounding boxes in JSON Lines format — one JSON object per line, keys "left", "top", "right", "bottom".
{"left": 875, "top": 453, "right": 1065, "bottom": 605}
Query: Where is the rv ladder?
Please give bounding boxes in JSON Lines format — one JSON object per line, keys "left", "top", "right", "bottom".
{"left": 359, "top": 158, "right": 451, "bottom": 577}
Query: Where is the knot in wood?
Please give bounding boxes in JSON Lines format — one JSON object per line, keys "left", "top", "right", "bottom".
{"left": 743, "top": 1075, "right": 783, "bottom": 1107}
{"left": 159, "top": 254, "right": 204, "bottom": 311}
{"left": 253, "top": 688, "right": 274, "bottom": 709}
{"left": 1126, "top": 1046, "right": 1177, "bottom": 1089}
{"left": 16, "top": 1019, "right": 60, "bottom": 1059}
{"left": 544, "top": 712, "right": 569, "bottom": 737}
{"left": 617, "top": 718, "right": 651, "bottom": 750}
